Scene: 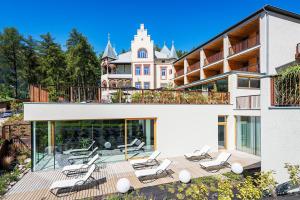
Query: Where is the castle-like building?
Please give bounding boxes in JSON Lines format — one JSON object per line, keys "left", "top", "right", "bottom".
{"left": 101, "top": 24, "right": 178, "bottom": 89}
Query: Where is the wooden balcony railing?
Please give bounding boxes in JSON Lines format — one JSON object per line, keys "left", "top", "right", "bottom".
{"left": 271, "top": 75, "right": 300, "bottom": 106}
{"left": 234, "top": 64, "right": 260, "bottom": 73}
{"left": 187, "top": 61, "right": 200, "bottom": 73}
{"left": 229, "top": 34, "right": 260, "bottom": 56}
{"left": 174, "top": 68, "right": 184, "bottom": 78}
{"left": 236, "top": 95, "right": 260, "bottom": 109}
{"left": 29, "top": 85, "right": 230, "bottom": 105}
{"left": 204, "top": 51, "right": 223, "bottom": 66}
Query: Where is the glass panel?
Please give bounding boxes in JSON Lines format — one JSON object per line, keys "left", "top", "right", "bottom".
{"left": 236, "top": 116, "right": 261, "bottom": 155}
{"left": 238, "top": 77, "right": 249, "bottom": 88}
{"left": 218, "top": 116, "right": 226, "bottom": 123}
{"left": 126, "top": 119, "right": 155, "bottom": 159}
{"left": 33, "top": 121, "right": 55, "bottom": 171}
{"left": 218, "top": 125, "right": 225, "bottom": 148}
{"left": 216, "top": 78, "right": 228, "bottom": 92}
{"left": 250, "top": 79, "right": 260, "bottom": 88}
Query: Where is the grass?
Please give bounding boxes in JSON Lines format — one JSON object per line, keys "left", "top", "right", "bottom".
{"left": 0, "top": 168, "right": 20, "bottom": 195}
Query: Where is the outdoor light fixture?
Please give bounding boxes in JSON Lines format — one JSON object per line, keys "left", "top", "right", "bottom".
{"left": 179, "top": 169, "right": 191, "bottom": 183}
{"left": 104, "top": 142, "right": 111, "bottom": 149}
{"left": 116, "top": 178, "right": 131, "bottom": 193}
{"left": 231, "top": 163, "right": 243, "bottom": 174}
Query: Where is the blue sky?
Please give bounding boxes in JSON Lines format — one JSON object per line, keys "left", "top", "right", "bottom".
{"left": 0, "top": 0, "right": 299, "bottom": 55}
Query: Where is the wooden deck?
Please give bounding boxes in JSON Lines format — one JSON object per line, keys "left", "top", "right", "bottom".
{"left": 4, "top": 150, "right": 260, "bottom": 200}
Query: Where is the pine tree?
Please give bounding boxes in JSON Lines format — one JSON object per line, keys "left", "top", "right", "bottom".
{"left": 0, "top": 27, "right": 26, "bottom": 98}
{"left": 24, "top": 36, "right": 40, "bottom": 85}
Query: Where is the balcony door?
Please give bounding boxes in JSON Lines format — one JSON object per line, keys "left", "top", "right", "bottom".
{"left": 218, "top": 116, "right": 227, "bottom": 149}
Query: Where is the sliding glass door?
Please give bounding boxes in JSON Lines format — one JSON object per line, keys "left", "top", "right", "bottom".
{"left": 32, "top": 118, "right": 156, "bottom": 171}
{"left": 236, "top": 116, "right": 261, "bottom": 156}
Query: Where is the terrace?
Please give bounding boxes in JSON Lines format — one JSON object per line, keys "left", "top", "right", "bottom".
{"left": 29, "top": 85, "right": 230, "bottom": 105}
{"left": 4, "top": 150, "right": 260, "bottom": 199}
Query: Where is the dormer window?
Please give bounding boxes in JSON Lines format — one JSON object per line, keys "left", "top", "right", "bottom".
{"left": 138, "top": 48, "right": 148, "bottom": 58}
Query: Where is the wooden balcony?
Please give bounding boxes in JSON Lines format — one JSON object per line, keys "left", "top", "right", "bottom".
{"left": 229, "top": 34, "right": 260, "bottom": 56}
{"left": 187, "top": 61, "right": 200, "bottom": 73}
{"left": 174, "top": 68, "right": 184, "bottom": 78}
{"left": 204, "top": 51, "right": 223, "bottom": 66}
{"left": 234, "top": 64, "right": 260, "bottom": 73}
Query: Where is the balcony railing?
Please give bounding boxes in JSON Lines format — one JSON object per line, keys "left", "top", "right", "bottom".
{"left": 187, "top": 61, "right": 200, "bottom": 73}
{"left": 234, "top": 64, "right": 260, "bottom": 73}
{"left": 271, "top": 75, "right": 300, "bottom": 106}
{"left": 29, "top": 85, "right": 230, "bottom": 105}
{"left": 204, "top": 51, "right": 223, "bottom": 66}
{"left": 175, "top": 68, "right": 184, "bottom": 78}
{"left": 236, "top": 95, "right": 260, "bottom": 109}
{"left": 229, "top": 34, "right": 260, "bottom": 56}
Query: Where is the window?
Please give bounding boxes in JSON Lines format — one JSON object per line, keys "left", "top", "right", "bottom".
{"left": 169, "top": 69, "right": 172, "bottom": 75}
{"left": 135, "top": 82, "right": 141, "bottom": 89}
{"left": 144, "top": 65, "right": 150, "bottom": 75}
{"left": 236, "top": 116, "right": 261, "bottom": 155}
{"left": 237, "top": 77, "right": 260, "bottom": 89}
{"left": 135, "top": 65, "right": 141, "bottom": 75}
{"left": 144, "top": 82, "right": 150, "bottom": 89}
{"left": 138, "top": 48, "right": 148, "bottom": 58}
{"left": 160, "top": 83, "right": 168, "bottom": 88}
{"left": 161, "top": 68, "right": 167, "bottom": 80}
{"left": 218, "top": 116, "right": 227, "bottom": 148}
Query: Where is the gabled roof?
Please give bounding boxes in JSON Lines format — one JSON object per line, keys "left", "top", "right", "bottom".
{"left": 155, "top": 51, "right": 169, "bottom": 59}
{"left": 111, "top": 51, "right": 132, "bottom": 63}
{"left": 169, "top": 41, "right": 178, "bottom": 59}
{"left": 102, "top": 36, "right": 117, "bottom": 60}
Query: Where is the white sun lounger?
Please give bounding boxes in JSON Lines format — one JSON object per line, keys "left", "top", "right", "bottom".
{"left": 184, "top": 145, "right": 211, "bottom": 160}
{"left": 63, "top": 141, "right": 95, "bottom": 155}
{"left": 130, "top": 151, "right": 161, "bottom": 168}
{"left": 50, "top": 164, "right": 96, "bottom": 196}
{"left": 199, "top": 152, "right": 231, "bottom": 172}
{"left": 68, "top": 147, "right": 98, "bottom": 164}
{"left": 62, "top": 154, "right": 99, "bottom": 176}
{"left": 122, "top": 142, "right": 145, "bottom": 153}
{"left": 117, "top": 138, "right": 138, "bottom": 149}
{"left": 135, "top": 159, "right": 172, "bottom": 182}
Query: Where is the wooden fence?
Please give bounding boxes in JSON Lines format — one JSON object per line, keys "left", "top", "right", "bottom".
{"left": 1, "top": 123, "right": 31, "bottom": 149}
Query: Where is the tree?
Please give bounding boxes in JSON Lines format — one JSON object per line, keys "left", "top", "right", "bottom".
{"left": 66, "top": 29, "right": 100, "bottom": 87}
{"left": 23, "top": 36, "right": 40, "bottom": 85}
{"left": 0, "top": 27, "right": 26, "bottom": 98}
{"left": 176, "top": 49, "right": 188, "bottom": 58}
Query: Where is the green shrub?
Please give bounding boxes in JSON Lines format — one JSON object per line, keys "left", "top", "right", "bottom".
{"left": 217, "top": 178, "right": 234, "bottom": 200}
{"left": 237, "top": 176, "right": 261, "bottom": 200}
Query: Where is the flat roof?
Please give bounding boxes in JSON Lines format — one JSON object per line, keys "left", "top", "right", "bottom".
{"left": 174, "top": 5, "right": 300, "bottom": 64}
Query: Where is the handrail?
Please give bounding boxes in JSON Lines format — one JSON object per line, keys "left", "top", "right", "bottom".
{"left": 187, "top": 61, "right": 200, "bottom": 73}
{"left": 229, "top": 34, "right": 260, "bottom": 56}
{"left": 175, "top": 68, "right": 184, "bottom": 78}
{"left": 234, "top": 64, "right": 260, "bottom": 73}
{"left": 204, "top": 51, "right": 223, "bottom": 66}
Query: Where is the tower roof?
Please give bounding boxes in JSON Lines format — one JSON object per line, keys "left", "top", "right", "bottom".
{"left": 160, "top": 42, "right": 171, "bottom": 56}
{"left": 102, "top": 33, "right": 117, "bottom": 59}
{"left": 169, "top": 41, "right": 178, "bottom": 59}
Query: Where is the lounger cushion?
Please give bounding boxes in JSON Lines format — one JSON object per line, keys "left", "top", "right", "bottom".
{"left": 200, "top": 160, "right": 221, "bottom": 168}
{"left": 184, "top": 145, "right": 210, "bottom": 158}
{"left": 50, "top": 178, "right": 83, "bottom": 190}
{"left": 62, "top": 164, "right": 89, "bottom": 172}
{"left": 135, "top": 169, "right": 157, "bottom": 178}
{"left": 130, "top": 158, "right": 148, "bottom": 165}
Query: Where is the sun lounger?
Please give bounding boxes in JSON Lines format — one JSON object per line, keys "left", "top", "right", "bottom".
{"left": 184, "top": 145, "right": 211, "bottom": 161}
{"left": 63, "top": 141, "right": 95, "bottom": 155}
{"left": 68, "top": 147, "right": 98, "bottom": 164}
{"left": 117, "top": 138, "right": 139, "bottom": 149}
{"left": 122, "top": 142, "right": 145, "bottom": 153}
{"left": 62, "top": 154, "right": 99, "bottom": 176}
{"left": 199, "top": 152, "right": 231, "bottom": 172}
{"left": 134, "top": 159, "right": 172, "bottom": 182}
{"left": 50, "top": 164, "right": 96, "bottom": 196}
{"left": 129, "top": 151, "right": 161, "bottom": 169}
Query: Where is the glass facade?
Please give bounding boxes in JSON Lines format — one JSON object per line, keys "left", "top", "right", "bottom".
{"left": 32, "top": 119, "right": 156, "bottom": 171}
{"left": 236, "top": 116, "right": 261, "bottom": 156}
{"left": 186, "top": 78, "right": 228, "bottom": 92}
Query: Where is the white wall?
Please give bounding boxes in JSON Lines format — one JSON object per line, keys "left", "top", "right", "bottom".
{"left": 24, "top": 103, "right": 233, "bottom": 157}
{"left": 268, "top": 12, "right": 300, "bottom": 75}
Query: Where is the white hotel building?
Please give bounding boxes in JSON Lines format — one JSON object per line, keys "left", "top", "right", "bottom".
{"left": 25, "top": 5, "right": 300, "bottom": 184}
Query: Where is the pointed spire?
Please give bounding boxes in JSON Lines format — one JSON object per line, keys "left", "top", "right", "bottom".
{"left": 102, "top": 33, "right": 117, "bottom": 59}
{"left": 169, "top": 40, "right": 178, "bottom": 59}
{"left": 160, "top": 42, "right": 171, "bottom": 56}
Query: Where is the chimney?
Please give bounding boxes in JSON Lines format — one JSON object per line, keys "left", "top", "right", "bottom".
{"left": 140, "top": 24, "right": 144, "bottom": 30}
